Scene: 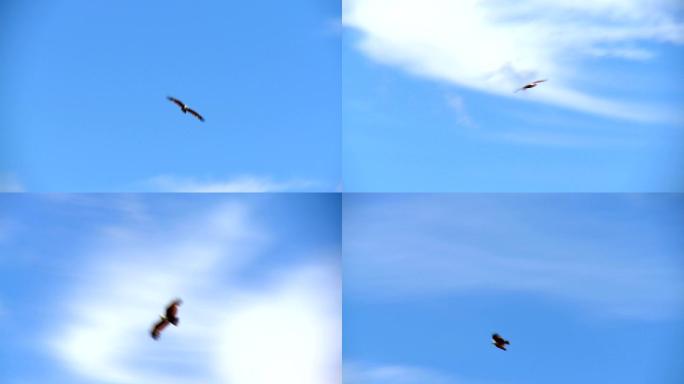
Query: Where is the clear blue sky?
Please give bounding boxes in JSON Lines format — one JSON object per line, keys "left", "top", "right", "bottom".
{"left": 343, "top": 0, "right": 684, "bottom": 192}
{"left": 1, "top": 0, "right": 340, "bottom": 192}
{"left": 0, "top": 194, "right": 340, "bottom": 383}
{"left": 343, "top": 194, "right": 684, "bottom": 384}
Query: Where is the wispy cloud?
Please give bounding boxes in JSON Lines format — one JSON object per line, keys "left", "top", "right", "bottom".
{"left": 49, "top": 202, "right": 340, "bottom": 384}
{"left": 446, "top": 95, "right": 476, "bottom": 128}
{"left": 0, "top": 174, "right": 23, "bottom": 192}
{"left": 148, "top": 175, "right": 321, "bottom": 193}
{"left": 344, "top": 0, "right": 684, "bottom": 122}
{"left": 344, "top": 195, "right": 684, "bottom": 320}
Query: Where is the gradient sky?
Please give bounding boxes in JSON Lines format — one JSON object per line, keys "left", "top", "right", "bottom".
{"left": 0, "top": 194, "right": 341, "bottom": 384}
{"left": 0, "top": 0, "right": 340, "bottom": 192}
{"left": 343, "top": 0, "right": 684, "bottom": 192}
{"left": 343, "top": 194, "right": 684, "bottom": 384}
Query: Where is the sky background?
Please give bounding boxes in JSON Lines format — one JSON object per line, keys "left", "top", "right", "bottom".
{"left": 0, "top": 0, "right": 340, "bottom": 192}
{"left": 343, "top": 0, "right": 684, "bottom": 192}
{"left": 0, "top": 193, "right": 341, "bottom": 384}
{"left": 343, "top": 194, "right": 684, "bottom": 384}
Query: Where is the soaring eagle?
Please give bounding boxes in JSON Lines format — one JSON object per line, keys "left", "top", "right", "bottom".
{"left": 150, "top": 299, "right": 182, "bottom": 340}
{"left": 167, "top": 96, "right": 205, "bottom": 122}
{"left": 515, "top": 79, "right": 547, "bottom": 93}
{"left": 492, "top": 333, "right": 510, "bottom": 351}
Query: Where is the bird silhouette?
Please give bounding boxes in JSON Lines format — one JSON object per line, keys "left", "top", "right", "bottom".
{"left": 515, "top": 79, "right": 547, "bottom": 93}
{"left": 492, "top": 333, "right": 510, "bottom": 351}
{"left": 167, "top": 96, "right": 205, "bottom": 122}
{"left": 151, "top": 299, "right": 182, "bottom": 340}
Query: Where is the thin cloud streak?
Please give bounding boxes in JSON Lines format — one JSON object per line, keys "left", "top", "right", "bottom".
{"left": 344, "top": 0, "right": 684, "bottom": 122}
{"left": 148, "top": 175, "right": 321, "bottom": 193}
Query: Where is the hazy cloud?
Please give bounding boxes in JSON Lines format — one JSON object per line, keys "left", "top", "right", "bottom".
{"left": 0, "top": 174, "right": 23, "bottom": 192}
{"left": 344, "top": 195, "right": 684, "bottom": 320}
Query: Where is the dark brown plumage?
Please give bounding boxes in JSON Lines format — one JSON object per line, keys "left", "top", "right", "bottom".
{"left": 492, "top": 333, "right": 510, "bottom": 351}
{"left": 151, "top": 299, "right": 182, "bottom": 340}
{"left": 515, "top": 79, "right": 547, "bottom": 93}
{"left": 167, "top": 96, "right": 205, "bottom": 122}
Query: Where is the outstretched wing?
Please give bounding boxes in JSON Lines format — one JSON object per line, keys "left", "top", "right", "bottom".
{"left": 532, "top": 79, "right": 547, "bottom": 84}
{"left": 167, "top": 96, "right": 186, "bottom": 109}
{"left": 492, "top": 333, "right": 505, "bottom": 344}
{"left": 151, "top": 317, "right": 169, "bottom": 339}
{"left": 187, "top": 108, "right": 205, "bottom": 122}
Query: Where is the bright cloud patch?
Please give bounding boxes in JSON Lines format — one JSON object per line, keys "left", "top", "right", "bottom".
{"left": 344, "top": 0, "right": 684, "bottom": 121}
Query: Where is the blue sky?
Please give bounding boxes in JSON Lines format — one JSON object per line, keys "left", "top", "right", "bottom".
{"left": 0, "top": 0, "right": 340, "bottom": 192}
{"left": 343, "top": 0, "right": 684, "bottom": 192}
{"left": 0, "top": 194, "right": 341, "bottom": 383}
{"left": 343, "top": 194, "right": 684, "bottom": 384}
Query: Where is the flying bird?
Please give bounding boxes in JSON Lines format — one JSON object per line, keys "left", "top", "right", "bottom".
{"left": 167, "top": 96, "right": 205, "bottom": 122}
{"left": 515, "top": 79, "right": 547, "bottom": 93}
{"left": 492, "top": 333, "right": 510, "bottom": 351}
{"left": 150, "top": 299, "right": 182, "bottom": 340}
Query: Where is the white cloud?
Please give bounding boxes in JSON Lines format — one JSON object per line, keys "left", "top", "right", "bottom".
{"left": 0, "top": 174, "right": 23, "bottom": 192}
{"left": 344, "top": 0, "right": 684, "bottom": 121}
{"left": 49, "top": 202, "right": 340, "bottom": 384}
{"left": 217, "top": 265, "right": 341, "bottom": 384}
{"left": 148, "top": 175, "right": 320, "bottom": 193}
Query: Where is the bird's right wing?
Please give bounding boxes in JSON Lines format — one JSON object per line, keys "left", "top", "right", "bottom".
{"left": 492, "top": 333, "right": 504, "bottom": 343}
{"left": 187, "top": 108, "right": 205, "bottom": 122}
{"left": 165, "top": 302, "right": 179, "bottom": 318}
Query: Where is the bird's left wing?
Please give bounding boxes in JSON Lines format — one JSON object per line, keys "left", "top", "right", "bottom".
{"left": 167, "top": 96, "right": 185, "bottom": 109}
{"left": 151, "top": 317, "right": 169, "bottom": 339}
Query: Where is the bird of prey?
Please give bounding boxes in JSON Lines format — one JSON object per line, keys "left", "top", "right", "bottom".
{"left": 167, "top": 96, "right": 205, "bottom": 122}
{"left": 150, "top": 299, "right": 182, "bottom": 340}
{"left": 492, "top": 333, "right": 510, "bottom": 351}
{"left": 515, "top": 79, "right": 547, "bottom": 93}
